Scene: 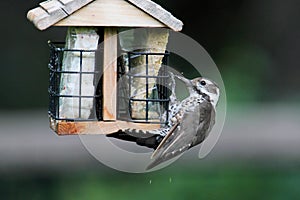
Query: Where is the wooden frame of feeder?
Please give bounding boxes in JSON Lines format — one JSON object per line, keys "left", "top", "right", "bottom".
{"left": 27, "top": 0, "right": 183, "bottom": 135}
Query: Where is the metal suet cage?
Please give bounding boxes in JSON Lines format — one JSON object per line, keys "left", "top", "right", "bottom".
{"left": 48, "top": 42, "right": 170, "bottom": 127}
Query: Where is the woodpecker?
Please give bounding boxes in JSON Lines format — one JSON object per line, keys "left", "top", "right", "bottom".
{"left": 107, "top": 72, "right": 220, "bottom": 170}
{"left": 145, "top": 73, "right": 220, "bottom": 170}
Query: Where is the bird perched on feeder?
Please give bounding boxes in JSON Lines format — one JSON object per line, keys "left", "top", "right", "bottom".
{"left": 145, "top": 73, "right": 220, "bottom": 169}
{"left": 108, "top": 72, "right": 220, "bottom": 169}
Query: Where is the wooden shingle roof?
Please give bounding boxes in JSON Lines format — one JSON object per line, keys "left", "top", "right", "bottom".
{"left": 27, "top": 0, "right": 183, "bottom": 31}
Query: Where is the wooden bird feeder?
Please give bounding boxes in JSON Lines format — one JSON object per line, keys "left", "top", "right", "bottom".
{"left": 27, "top": 0, "right": 183, "bottom": 135}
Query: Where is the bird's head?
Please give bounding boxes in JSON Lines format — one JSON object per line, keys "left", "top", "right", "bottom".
{"left": 192, "top": 77, "right": 220, "bottom": 106}
{"left": 176, "top": 75, "right": 220, "bottom": 107}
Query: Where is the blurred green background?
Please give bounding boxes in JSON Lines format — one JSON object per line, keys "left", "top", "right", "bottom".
{"left": 1, "top": 0, "right": 300, "bottom": 199}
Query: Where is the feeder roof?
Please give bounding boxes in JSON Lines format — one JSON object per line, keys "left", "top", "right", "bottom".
{"left": 27, "top": 0, "right": 183, "bottom": 31}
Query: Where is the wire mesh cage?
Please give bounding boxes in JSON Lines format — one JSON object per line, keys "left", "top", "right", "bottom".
{"left": 48, "top": 42, "right": 170, "bottom": 125}
{"left": 117, "top": 51, "right": 170, "bottom": 125}
{"left": 48, "top": 42, "right": 102, "bottom": 121}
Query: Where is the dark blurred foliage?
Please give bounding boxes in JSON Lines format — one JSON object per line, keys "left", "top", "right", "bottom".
{"left": 156, "top": 0, "right": 300, "bottom": 103}
{"left": 0, "top": 1, "right": 66, "bottom": 109}
{"left": 1, "top": 0, "right": 300, "bottom": 110}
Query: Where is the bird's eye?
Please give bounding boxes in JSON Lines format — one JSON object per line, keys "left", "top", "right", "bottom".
{"left": 200, "top": 80, "right": 206, "bottom": 86}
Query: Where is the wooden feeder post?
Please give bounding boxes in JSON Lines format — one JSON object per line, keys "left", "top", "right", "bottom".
{"left": 27, "top": 0, "right": 183, "bottom": 135}
{"left": 103, "top": 28, "right": 118, "bottom": 121}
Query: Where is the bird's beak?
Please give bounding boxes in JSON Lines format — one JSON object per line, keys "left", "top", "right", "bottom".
{"left": 175, "top": 74, "right": 192, "bottom": 87}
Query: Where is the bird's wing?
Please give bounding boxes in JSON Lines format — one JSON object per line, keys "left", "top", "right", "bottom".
{"left": 147, "top": 100, "right": 213, "bottom": 170}
{"left": 194, "top": 100, "right": 214, "bottom": 146}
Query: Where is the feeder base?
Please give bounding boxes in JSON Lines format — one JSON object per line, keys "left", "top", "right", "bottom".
{"left": 49, "top": 117, "right": 160, "bottom": 135}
